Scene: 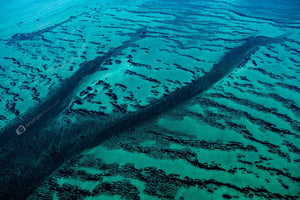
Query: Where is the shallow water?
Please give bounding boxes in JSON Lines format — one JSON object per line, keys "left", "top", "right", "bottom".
{"left": 0, "top": 0, "right": 299, "bottom": 199}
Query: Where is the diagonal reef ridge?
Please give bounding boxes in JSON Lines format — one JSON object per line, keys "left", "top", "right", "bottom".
{"left": 0, "top": 30, "right": 287, "bottom": 199}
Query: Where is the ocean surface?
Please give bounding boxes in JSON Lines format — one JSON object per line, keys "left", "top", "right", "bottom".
{"left": 0, "top": 0, "right": 299, "bottom": 199}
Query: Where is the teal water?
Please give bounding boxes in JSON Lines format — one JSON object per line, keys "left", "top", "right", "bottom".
{"left": 0, "top": 0, "right": 299, "bottom": 199}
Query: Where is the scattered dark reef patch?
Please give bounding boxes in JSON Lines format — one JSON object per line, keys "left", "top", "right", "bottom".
{"left": 0, "top": 30, "right": 288, "bottom": 199}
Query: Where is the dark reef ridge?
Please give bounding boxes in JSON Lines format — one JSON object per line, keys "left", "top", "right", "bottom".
{"left": 0, "top": 28, "right": 288, "bottom": 199}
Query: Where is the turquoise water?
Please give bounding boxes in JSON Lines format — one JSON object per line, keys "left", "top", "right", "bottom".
{"left": 0, "top": 0, "right": 299, "bottom": 199}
